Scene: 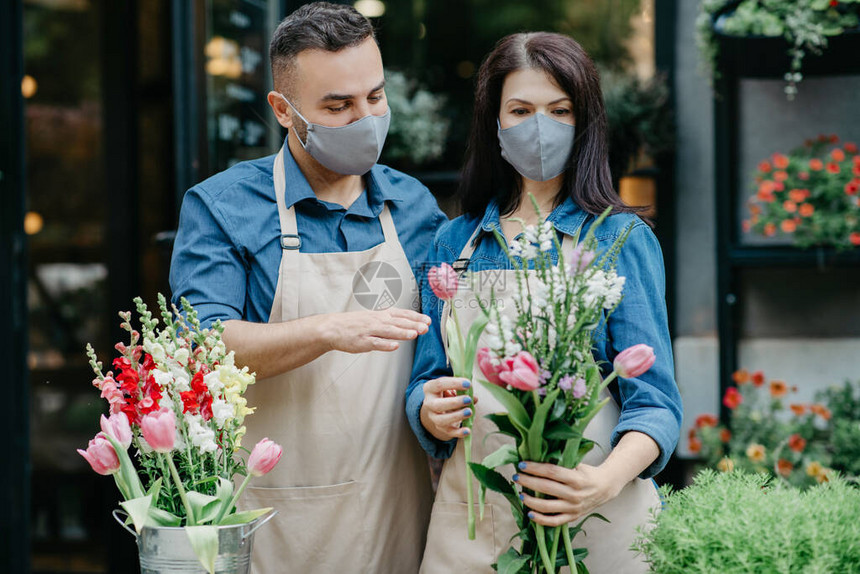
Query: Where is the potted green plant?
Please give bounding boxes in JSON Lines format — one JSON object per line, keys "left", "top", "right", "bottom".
{"left": 696, "top": 0, "right": 860, "bottom": 98}
{"left": 634, "top": 470, "right": 860, "bottom": 573}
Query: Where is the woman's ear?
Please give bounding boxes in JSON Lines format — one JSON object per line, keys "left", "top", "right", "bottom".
{"left": 267, "top": 92, "right": 293, "bottom": 130}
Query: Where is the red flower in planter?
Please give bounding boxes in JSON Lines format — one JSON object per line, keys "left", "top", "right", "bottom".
{"left": 723, "top": 387, "right": 743, "bottom": 410}
{"left": 788, "top": 433, "right": 807, "bottom": 453}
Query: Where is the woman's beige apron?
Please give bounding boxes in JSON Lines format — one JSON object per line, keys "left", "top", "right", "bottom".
{"left": 240, "top": 147, "right": 433, "bottom": 574}
{"left": 420, "top": 226, "right": 660, "bottom": 574}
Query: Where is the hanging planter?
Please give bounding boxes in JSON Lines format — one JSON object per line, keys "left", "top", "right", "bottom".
{"left": 697, "top": 0, "right": 860, "bottom": 96}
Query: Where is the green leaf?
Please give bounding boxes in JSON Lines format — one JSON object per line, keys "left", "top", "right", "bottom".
{"left": 120, "top": 495, "right": 153, "bottom": 534}
{"left": 463, "top": 313, "right": 489, "bottom": 370}
{"left": 217, "top": 507, "right": 273, "bottom": 526}
{"left": 187, "top": 491, "right": 222, "bottom": 525}
{"left": 545, "top": 421, "right": 581, "bottom": 441}
{"left": 482, "top": 444, "right": 519, "bottom": 469}
{"left": 147, "top": 506, "right": 181, "bottom": 527}
{"left": 496, "top": 547, "right": 531, "bottom": 574}
{"left": 103, "top": 433, "right": 145, "bottom": 499}
{"left": 484, "top": 413, "right": 520, "bottom": 438}
{"left": 528, "top": 389, "right": 560, "bottom": 460}
{"left": 185, "top": 525, "right": 219, "bottom": 574}
{"left": 477, "top": 381, "right": 531, "bottom": 439}
{"left": 469, "top": 462, "right": 523, "bottom": 525}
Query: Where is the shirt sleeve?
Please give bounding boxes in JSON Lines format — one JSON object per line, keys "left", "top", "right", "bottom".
{"left": 406, "top": 228, "right": 458, "bottom": 459}
{"left": 605, "top": 222, "right": 682, "bottom": 479}
{"left": 169, "top": 185, "right": 248, "bottom": 328}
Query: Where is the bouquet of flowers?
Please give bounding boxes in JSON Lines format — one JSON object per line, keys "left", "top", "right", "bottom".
{"left": 445, "top": 200, "right": 656, "bottom": 574}
{"left": 689, "top": 368, "right": 834, "bottom": 488}
{"left": 77, "top": 295, "right": 282, "bottom": 573}
{"left": 744, "top": 135, "right": 860, "bottom": 249}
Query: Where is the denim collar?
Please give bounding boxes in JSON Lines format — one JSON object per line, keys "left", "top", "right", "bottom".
{"left": 281, "top": 137, "right": 403, "bottom": 217}
{"left": 476, "top": 195, "right": 591, "bottom": 244}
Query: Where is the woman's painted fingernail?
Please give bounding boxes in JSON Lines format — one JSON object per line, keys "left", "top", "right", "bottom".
{"left": 463, "top": 408, "right": 472, "bottom": 417}
{"left": 518, "top": 461, "right": 527, "bottom": 471}
{"left": 512, "top": 474, "right": 519, "bottom": 482}
{"left": 462, "top": 428, "right": 470, "bottom": 436}
{"left": 463, "top": 396, "right": 472, "bottom": 405}
{"left": 462, "top": 380, "right": 471, "bottom": 389}
{"left": 518, "top": 493, "right": 524, "bottom": 501}
{"left": 528, "top": 511, "right": 535, "bottom": 519}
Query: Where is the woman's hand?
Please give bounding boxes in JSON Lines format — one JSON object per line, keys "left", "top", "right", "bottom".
{"left": 514, "top": 431, "right": 660, "bottom": 527}
{"left": 419, "top": 377, "right": 476, "bottom": 441}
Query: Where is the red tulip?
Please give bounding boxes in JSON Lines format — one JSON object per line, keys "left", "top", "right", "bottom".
{"left": 77, "top": 434, "right": 120, "bottom": 475}
{"left": 248, "top": 438, "right": 283, "bottom": 477}
{"left": 613, "top": 344, "right": 656, "bottom": 378}
{"left": 427, "top": 263, "right": 459, "bottom": 301}
{"left": 140, "top": 408, "right": 176, "bottom": 453}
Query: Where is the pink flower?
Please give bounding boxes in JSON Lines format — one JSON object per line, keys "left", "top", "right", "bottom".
{"left": 140, "top": 408, "right": 176, "bottom": 453}
{"left": 100, "top": 413, "right": 132, "bottom": 449}
{"left": 98, "top": 376, "right": 126, "bottom": 415}
{"left": 77, "top": 434, "right": 120, "bottom": 475}
{"left": 498, "top": 351, "right": 541, "bottom": 391}
{"left": 248, "top": 438, "right": 283, "bottom": 477}
{"left": 568, "top": 244, "right": 596, "bottom": 274}
{"left": 427, "top": 263, "right": 459, "bottom": 301}
{"left": 613, "top": 344, "right": 656, "bottom": 378}
{"left": 477, "top": 347, "right": 504, "bottom": 386}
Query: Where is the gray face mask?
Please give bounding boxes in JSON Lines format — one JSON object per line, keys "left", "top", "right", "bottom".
{"left": 497, "top": 113, "right": 576, "bottom": 182}
{"left": 280, "top": 94, "right": 391, "bottom": 175}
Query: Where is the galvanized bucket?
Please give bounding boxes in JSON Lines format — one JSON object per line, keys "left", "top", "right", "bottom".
{"left": 113, "top": 509, "right": 276, "bottom": 574}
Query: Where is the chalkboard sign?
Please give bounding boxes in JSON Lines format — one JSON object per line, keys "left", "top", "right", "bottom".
{"left": 202, "top": 0, "right": 279, "bottom": 171}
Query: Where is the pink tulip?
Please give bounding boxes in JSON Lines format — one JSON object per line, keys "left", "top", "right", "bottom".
{"left": 427, "top": 263, "right": 459, "bottom": 301}
{"left": 140, "top": 408, "right": 176, "bottom": 453}
{"left": 477, "top": 347, "right": 504, "bottom": 386}
{"left": 614, "top": 344, "right": 656, "bottom": 379}
{"left": 77, "top": 434, "right": 120, "bottom": 475}
{"left": 100, "top": 413, "right": 132, "bottom": 449}
{"left": 248, "top": 438, "right": 283, "bottom": 477}
{"left": 498, "top": 351, "right": 541, "bottom": 391}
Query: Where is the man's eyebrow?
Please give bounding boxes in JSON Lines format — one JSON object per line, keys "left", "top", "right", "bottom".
{"left": 319, "top": 80, "right": 386, "bottom": 103}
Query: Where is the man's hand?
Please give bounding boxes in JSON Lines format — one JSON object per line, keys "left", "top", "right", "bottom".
{"left": 320, "top": 308, "right": 431, "bottom": 353}
{"left": 420, "top": 377, "right": 475, "bottom": 441}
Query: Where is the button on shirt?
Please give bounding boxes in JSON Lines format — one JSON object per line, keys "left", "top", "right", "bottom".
{"left": 406, "top": 197, "right": 682, "bottom": 479}
{"left": 169, "top": 140, "right": 447, "bottom": 327}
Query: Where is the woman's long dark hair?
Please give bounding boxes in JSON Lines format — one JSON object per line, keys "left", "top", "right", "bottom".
{"left": 460, "top": 32, "right": 632, "bottom": 218}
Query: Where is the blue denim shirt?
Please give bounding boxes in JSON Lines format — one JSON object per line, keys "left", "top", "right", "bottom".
{"left": 169, "top": 137, "right": 447, "bottom": 327}
{"left": 406, "top": 197, "right": 682, "bottom": 478}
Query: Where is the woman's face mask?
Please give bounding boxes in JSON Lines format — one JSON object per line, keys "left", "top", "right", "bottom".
{"left": 497, "top": 113, "right": 576, "bottom": 182}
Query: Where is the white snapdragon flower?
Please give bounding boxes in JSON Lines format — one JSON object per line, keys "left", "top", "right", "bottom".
{"left": 144, "top": 340, "right": 167, "bottom": 363}
{"left": 602, "top": 271, "right": 625, "bottom": 309}
{"left": 185, "top": 414, "right": 218, "bottom": 453}
{"left": 509, "top": 241, "right": 523, "bottom": 257}
{"left": 152, "top": 368, "right": 174, "bottom": 388}
{"left": 173, "top": 347, "right": 190, "bottom": 366}
{"left": 168, "top": 364, "right": 191, "bottom": 393}
{"left": 504, "top": 339, "right": 523, "bottom": 357}
{"left": 538, "top": 220, "right": 554, "bottom": 252}
{"left": 524, "top": 225, "right": 539, "bottom": 245}
{"left": 532, "top": 278, "right": 550, "bottom": 310}
{"left": 204, "top": 371, "right": 224, "bottom": 395}
{"left": 211, "top": 398, "right": 235, "bottom": 427}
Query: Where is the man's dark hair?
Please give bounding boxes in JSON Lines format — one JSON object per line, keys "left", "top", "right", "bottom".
{"left": 270, "top": 2, "right": 375, "bottom": 95}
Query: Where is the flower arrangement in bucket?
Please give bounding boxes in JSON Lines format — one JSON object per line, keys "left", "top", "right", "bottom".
{"left": 429, "top": 199, "right": 657, "bottom": 573}
{"left": 744, "top": 135, "right": 860, "bottom": 249}
{"left": 77, "top": 295, "right": 282, "bottom": 574}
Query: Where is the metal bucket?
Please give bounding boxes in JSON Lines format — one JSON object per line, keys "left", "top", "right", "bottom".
{"left": 113, "top": 509, "right": 276, "bottom": 574}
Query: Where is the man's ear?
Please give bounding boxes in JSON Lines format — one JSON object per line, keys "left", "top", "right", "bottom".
{"left": 267, "top": 91, "right": 293, "bottom": 129}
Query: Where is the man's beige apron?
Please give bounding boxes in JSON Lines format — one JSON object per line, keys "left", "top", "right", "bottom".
{"left": 240, "top": 147, "right": 433, "bottom": 573}
{"left": 420, "top": 226, "right": 660, "bottom": 574}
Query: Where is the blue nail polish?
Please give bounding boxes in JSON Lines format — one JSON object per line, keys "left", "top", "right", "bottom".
{"left": 462, "top": 380, "right": 471, "bottom": 389}
{"left": 518, "top": 461, "right": 527, "bottom": 471}
{"left": 518, "top": 493, "right": 524, "bottom": 501}
{"left": 462, "top": 428, "right": 470, "bottom": 436}
{"left": 463, "top": 396, "right": 472, "bottom": 405}
{"left": 528, "top": 511, "right": 535, "bottom": 519}
{"left": 463, "top": 408, "right": 472, "bottom": 417}
{"left": 512, "top": 474, "right": 519, "bottom": 482}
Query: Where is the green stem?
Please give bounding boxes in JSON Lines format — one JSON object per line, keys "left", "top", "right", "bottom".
{"left": 450, "top": 306, "right": 466, "bottom": 358}
{"left": 465, "top": 433, "right": 476, "bottom": 540}
{"left": 562, "top": 525, "right": 576, "bottom": 572}
{"left": 164, "top": 453, "right": 196, "bottom": 526}
{"left": 549, "top": 525, "right": 560, "bottom": 571}
{"left": 535, "top": 523, "right": 555, "bottom": 574}
{"left": 215, "top": 472, "right": 252, "bottom": 525}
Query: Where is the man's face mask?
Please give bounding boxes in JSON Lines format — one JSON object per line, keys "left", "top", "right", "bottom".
{"left": 280, "top": 94, "right": 391, "bottom": 176}
{"left": 497, "top": 113, "right": 576, "bottom": 182}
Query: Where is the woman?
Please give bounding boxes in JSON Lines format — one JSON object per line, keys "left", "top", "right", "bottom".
{"left": 406, "top": 32, "right": 682, "bottom": 573}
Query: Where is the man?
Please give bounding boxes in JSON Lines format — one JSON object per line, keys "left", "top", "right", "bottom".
{"left": 169, "top": 3, "right": 445, "bottom": 572}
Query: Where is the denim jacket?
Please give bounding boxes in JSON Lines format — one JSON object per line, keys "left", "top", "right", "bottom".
{"left": 406, "top": 197, "right": 682, "bottom": 479}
